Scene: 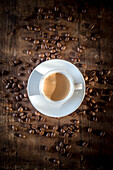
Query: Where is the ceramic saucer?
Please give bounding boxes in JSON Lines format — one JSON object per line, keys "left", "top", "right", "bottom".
{"left": 27, "top": 59, "right": 85, "bottom": 117}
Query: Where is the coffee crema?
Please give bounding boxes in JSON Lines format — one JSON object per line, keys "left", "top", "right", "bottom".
{"left": 43, "top": 73, "right": 70, "bottom": 101}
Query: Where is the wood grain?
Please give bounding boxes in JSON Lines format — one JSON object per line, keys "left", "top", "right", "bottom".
{"left": 0, "top": 0, "right": 113, "bottom": 169}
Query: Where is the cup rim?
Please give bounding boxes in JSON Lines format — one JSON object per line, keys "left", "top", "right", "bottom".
{"left": 39, "top": 69, "right": 75, "bottom": 104}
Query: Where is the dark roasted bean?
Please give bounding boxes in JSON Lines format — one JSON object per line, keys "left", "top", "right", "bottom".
{"left": 18, "top": 107, "right": 23, "bottom": 112}
{"left": 27, "top": 25, "right": 33, "bottom": 30}
{"left": 64, "top": 138, "right": 68, "bottom": 144}
{"left": 61, "top": 46, "right": 66, "bottom": 50}
{"left": 44, "top": 124, "right": 48, "bottom": 130}
{"left": 27, "top": 112, "right": 32, "bottom": 117}
{"left": 67, "top": 16, "right": 72, "bottom": 21}
{"left": 18, "top": 83, "right": 23, "bottom": 89}
{"left": 56, "top": 145, "right": 60, "bottom": 152}
{"left": 53, "top": 126, "right": 58, "bottom": 131}
{"left": 57, "top": 42, "right": 62, "bottom": 48}
{"left": 46, "top": 132, "right": 50, "bottom": 137}
{"left": 11, "top": 125, "right": 18, "bottom": 131}
{"left": 14, "top": 59, "right": 21, "bottom": 65}
{"left": 40, "top": 130, "right": 44, "bottom": 136}
{"left": 29, "top": 129, "right": 35, "bottom": 134}
{"left": 66, "top": 145, "right": 72, "bottom": 149}
{"left": 9, "top": 61, "right": 14, "bottom": 66}
{"left": 67, "top": 152, "right": 72, "bottom": 158}
{"left": 88, "top": 127, "right": 92, "bottom": 133}
{"left": 59, "top": 142, "right": 64, "bottom": 148}
{"left": 51, "top": 132, "right": 56, "bottom": 137}
{"left": 64, "top": 133, "right": 69, "bottom": 138}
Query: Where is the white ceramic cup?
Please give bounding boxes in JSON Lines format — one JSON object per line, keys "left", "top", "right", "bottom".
{"left": 39, "top": 69, "right": 82, "bottom": 104}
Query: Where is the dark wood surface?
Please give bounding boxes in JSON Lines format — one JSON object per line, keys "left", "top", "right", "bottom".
{"left": 0, "top": 0, "right": 113, "bottom": 169}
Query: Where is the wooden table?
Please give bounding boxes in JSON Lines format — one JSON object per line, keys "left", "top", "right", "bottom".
{"left": 0, "top": 0, "right": 113, "bottom": 169}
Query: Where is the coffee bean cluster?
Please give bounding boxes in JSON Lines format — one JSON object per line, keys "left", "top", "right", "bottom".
{"left": 0, "top": 5, "right": 113, "bottom": 168}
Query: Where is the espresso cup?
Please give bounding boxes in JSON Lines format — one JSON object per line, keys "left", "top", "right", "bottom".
{"left": 39, "top": 69, "right": 82, "bottom": 104}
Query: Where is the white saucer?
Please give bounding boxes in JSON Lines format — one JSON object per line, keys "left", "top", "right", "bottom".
{"left": 27, "top": 59, "right": 85, "bottom": 117}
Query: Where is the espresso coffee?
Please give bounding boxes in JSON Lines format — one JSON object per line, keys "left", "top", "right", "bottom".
{"left": 43, "top": 73, "right": 70, "bottom": 101}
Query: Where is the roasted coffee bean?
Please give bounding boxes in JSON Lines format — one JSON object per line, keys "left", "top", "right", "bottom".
{"left": 26, "top": 112, "right": 32, "bottom": 118}
{"left": 61, "top": 148, "right": 66, "bottom": 154}
{"left": 89, "top": 24, "right": 95, "bottom": 29}
{"left": 45, "top": 52, "right": 50, "bottom": 57}
{"left": 15, "top": 95, "right": 20, "bottom": 101}
{"left": 30, "top": 58, "right": 36, "bottom": 63}
{"left": 9, "top": 61, "right": 14, "bottom": 66}
{"left": 31, "top": 125, "right": 38, "bottom": 129}
{"left": 85, "top": 96, "right": 90, "bottom": 101}
{"left": 41, "top": 44, "right": 45, "bottom": 49}
{"left": 46, "top": 132, "right": 50, "bottom": 137}
{"left": 50, "top": 49, "right": 56, "bottom": 53}
{"left": 26, "top": 25, "right": 33, "bottom": 30}
{"left": 88, "top": 127, "right": 92, "bottom": 133}
{"left": 91, "top": 99, "right": 96, "bottom": 104}
{"left": 24, "top": 37, "right": 31, "bottom": 41}
{"left": 44, "top": 124, "right": 48, "bottom": 130}
{"left": 71, "top": 37, "right": 78, "bottom": 41}
{"left": 71, "top": 133, "right": 77, "bottom": 138}
{"left": 23, "top": 93, "right": 28, "bottom": 98}
{"left": 40, "top": 130, "right": 44, "bottom": 136}
{"left": 59, "top": 142, "right": 64, "bottom": 148}
{"left": 18, "top": 107, "right": 23, "bottom": 112}
{"left": 64, "top": 138, "right": 68, "bottom": 144}
{"left": 60, "top": 128, "right": 65, "bottom": 133}
{"left": 18, "top": 134, "right": 26, "bottom": 138}
{"left": 35, "top": 129, "right": 40, "bottom": 133}
{"left": 18, "top": 83, "right": 23, "bottom": 89}
{"left": 54, "top": 6, "right": 59, "bottom": 11}
{"left": 89, "top": 111, "right": 95, "bottom": 116}
{"left": 35, "top": 111, "right": 40, "bottom": 116}
{"left": 35, "top": 59, "right": 40, "bottom": 66}
{"left": 60, "top": 40, "right": 65, "bottom": 45}
{"left": 100, "top": 131, "right": 105, "bottom": 136}
{"left": 14, "top": 59, "right": 21, "bottom": 65}
{"left": 57, "top": 42, "right": 62, "bottom": 48}
{"left": 67, "top": 152, "right": 72, "bottom": 158}
{"left": 66, "top": 145, "right": 72, "bottom": 150}
{"left": 65, "top": 37, "right": 70, "bottom": 41}
{"left": 30, "top": 116, "right": 35, "bottom": 120}
{"left": 67, "top": 16, "right": 72, "bottom": 21}
{"left": 74, "top": 119, "right": 79, "bottom": 124}
{"left": 15, "top": 103, "right": 20, "bottom": 108}
{"left": 26, "top": 50, "right": 32, "bottom": 55}
{"left": 56, "top": 145, "right": 60, "bottom": 152}
{"left": 51, "top": 132, "right": 56, "bottom": 137}
{"left": 40, "top": 117, "right": 45, "bottom": 122}
{"left": 19, "top": 112, "right": 24, "bottom": 117}
{"left": 61, "top": 46, "right": 66, "bottom": 50}
{"left": 23, "top": 63, "right": 30, "bottom": 67}
{"left": 34, "top": 27, "right": 41, "bottom": 31}
{"left": 53, "top": 126, "right": 58, "bottom": 131}
{"left": 11, "top": 125, "right": 18, "bottom": 131}
{"left": 28, "top": 69, "right": 32, "bottom": 74}
{"left": 2, "top": 70, "right": 9, "bottom": 75}
{"left": 82, "top": 141, "right": 88, "bottom": 147}
{"left": 29, "top": 129, "right": 35, "bottom": 134}
{"left": 25, "top": 118, "right": 30, "bottom": 123}
{"left": 85, "top": 76, "right": 88, "bottom": 81}
{"left": 39, "top": 53, "right": 45, "bottom": 58}
{"left": 18, "top": 118, "right": 23, "bottom": 123}
{"left": 64, "top": 133, "right": 69, "bottom": 138}
{"left": 2, "top": 79, "right": 7, "bottom": 84}
{"left": 63, "top": 126, "right": 68, "bottom": 131}
{"left": 21, "top": 115, "right": 26, "bottom": 119}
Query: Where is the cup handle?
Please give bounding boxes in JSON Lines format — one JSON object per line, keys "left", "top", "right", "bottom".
{"left": 74, "top": 84, "right": 82, "bottom": 90}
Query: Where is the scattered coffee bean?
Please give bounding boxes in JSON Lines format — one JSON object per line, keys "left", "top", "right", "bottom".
{"left": 40, "top": 130, "right": 44, "bottom": 136}
{"left": 51, "top": 132, "right": 56, "bottom": 137}
{"left": 11, "top": 125, "right": 18, "bottom": 131}
{"left": 56, "top": 145, "right": 60, "bottom": 152}
{"left": 67, "top": 152, "right": 72, "bottom": 158}
{"left": 88, "top": 127, "right": 92, "bottom": 133}
{"left": 18, "top": 83, "right": 23, "bottom": 89}
{"left": 29, "top": 129, "right": 35, "bottom": 134}
{"left": 61, "top": 46, "right": 66, "bottom": 51}
{"left": 46, "top": 132, "right": 50, "bottom": 137}
{"left": 9, "top": 61, "right": 14, "bottom": 66}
